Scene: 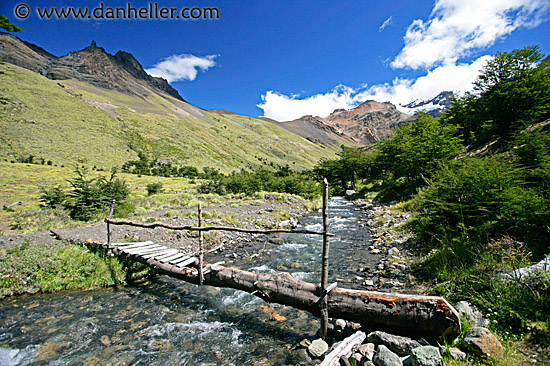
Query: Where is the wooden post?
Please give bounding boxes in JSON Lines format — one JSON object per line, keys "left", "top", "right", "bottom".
{"left": 320, "top": 178, "right": 330, "bottom": 339}
{"left": 106, "top": 200, "right": 116, "bottom": 248}
{"left": 198, "top": 201, "right": 204, "bottom": 285}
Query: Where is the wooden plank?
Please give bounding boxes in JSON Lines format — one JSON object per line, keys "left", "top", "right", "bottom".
{"left": 326, "top": 282, "right": 338, "bottom": 294}
{"left": 111, "top": 241, "right": 154, "bottom": 247}
{"left": 141, "top": 249, "right": 173, "bottom": 259}
{"left": 176, "top": 257, "right": 198, "bottom": 268}
{"left": 123, "top": 245, "right": 164, "bottom": 255}
{"left": 122, "top": 244, "right": 162, "bottom": 253}
{"left": 123, "top": 248, "right": 166, "bottom": 257}
{"left": 158, "top": 252, "right": 185, "bottom": 263}
{"left": 155, "top": 250, "right": 181, "bottom": 261}
{"left": 115, "top": 241, "right": 156, "bottom": 250}
{"left": 170, "top": 255, "right": 192, "bottom": 265}
{"left": 111, "top": 241, "right": 153, "bottom": 247}
{"left": 152, "top": 250, "right": 180, "bottom": 260}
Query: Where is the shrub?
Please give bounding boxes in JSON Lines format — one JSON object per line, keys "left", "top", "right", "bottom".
{"left": 63, "top": 166, "right": 129, "bottom": 221}
{"left": 198, "top": 168, "right": 320, "bottom": 199}
{"left": 0, "top": 241, "right": 154, "bottom": 299}
{"left": 164, "top": 209, "right": 180, "bottom": 218}
{"left": 146, "top": 182, "right": 164, "bottom": 196}
{"left": 39, "top": 186, "right": 66, "bottom": 208}
{"left": 409, "top": 157, "right": 549, "bottom": 259}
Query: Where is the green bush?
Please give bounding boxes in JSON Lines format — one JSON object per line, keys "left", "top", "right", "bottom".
{"left": 198, "top": 168, "right": 320, "bottom": 199}
{"left": 39, "top": 186, "right": 66, "bottom": 208}
{"left": 415, "top": 237, "right": 549, "bottom": 333}
{"left": 409, "top": 157, "right": 549, "bottom": 259}
{"left": 62, "top": 166, "right": 129, "bottom": 221}
{"left": 146, "top": 182, "right": 164, "bottom": 196}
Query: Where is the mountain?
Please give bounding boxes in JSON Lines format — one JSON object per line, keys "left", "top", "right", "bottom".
{"left": 0, "top": 32, "right": 182, "bottom": 101}
{"left": 265, "top": 115, "right": 356, "bottom": 147}
{"left": 0, "top": 33, "right": 337, "bottom": 171}
{"left": 400, "top": 91, "right": 454, "bottom": 117}
{"left": 273, "top": 100, "right": 414, "bottom": 146}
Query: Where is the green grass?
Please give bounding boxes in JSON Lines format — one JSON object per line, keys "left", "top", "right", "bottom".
{"left": 0, "top": 240, "right": 153, "bottom": 299}
{"left": 0, "top": 63, "right": 338, "bottom": 173}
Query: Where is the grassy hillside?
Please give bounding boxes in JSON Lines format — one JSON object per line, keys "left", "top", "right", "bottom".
{"left": 0, "top": 160, "right": 195, "bottom": 233}
{"left": 0, "top": 62, "right": 337, "bottom": 172}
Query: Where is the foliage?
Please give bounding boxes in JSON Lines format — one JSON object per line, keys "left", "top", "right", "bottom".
{"left": 409, "top": 157, "right": 549, "bottom": 259}
{"left": 39, "top": 166, "right": 130, "bottom": 221}
{"left": 442, "top": 46, "right": 550, "bottom": 145}
{"left": 39, "top": 185, "right": 66, "bottom": 207}
{"left": 121, "top": 152, "right": 201, "bottom": 178}
{"left": 373, "top": 113, "right": 462, "bottom": 182}
{"left": 0, "top": 14, "right": 24, "bottom": 32}
{"left": 146, "top": 182, "right": 164, "bottom": 196}
{"left": 199, "top": 167, "right": 320, "bottom": 199}
{"left": 415, "top": 237, "right": 549, "bottom": 334}
{"left": 313, "top": 146, "right": 371, "bottom": 193}
{"left": 0, "top": 241, "right": 154, "bottom": 299}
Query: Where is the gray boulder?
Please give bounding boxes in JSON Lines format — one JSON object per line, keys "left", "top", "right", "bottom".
{"left": 448, "top": 347, "right": 467, "bottom": 361}
{"left": 367, "top": 331, "right": 422, "bottom": 356}
{"left": 373, "top": 345, "right": 402, "bottom": 366}
{"left": 307, "top": 338, "right": 329, "bottom": 358}
{"left": 439, "top": 346, "right": 466, "bottom": 361}
{"left": 454, "top": 301, "right": 489, "bottom": 328}
{"left": 410, "top": 346, "right": 443, "bottom": 366}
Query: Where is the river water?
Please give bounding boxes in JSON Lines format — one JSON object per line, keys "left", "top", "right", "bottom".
{"left": 0, "top": 197, "right": 377, "bottom": 365}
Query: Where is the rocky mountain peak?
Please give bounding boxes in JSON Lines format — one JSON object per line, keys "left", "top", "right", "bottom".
{"left": 401, "top": 91, "right": 454, "bottom": 116}
{"left": 274, "top": 99, "right": 414, "bottom": 147}
{"left": 0, "top": 33, "right": 184, "bottom": 101}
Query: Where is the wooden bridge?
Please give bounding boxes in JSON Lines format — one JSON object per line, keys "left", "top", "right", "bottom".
{"left": 51, "top": 180, "right": 461, "bottom": 340}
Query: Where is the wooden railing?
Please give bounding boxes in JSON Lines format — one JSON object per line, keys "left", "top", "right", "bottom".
{"left": 105, "top": 179, "right": 334, "bottom": 337}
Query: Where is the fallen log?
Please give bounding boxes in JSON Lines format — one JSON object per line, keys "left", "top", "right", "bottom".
{"left": 51, "top": 231, "right": 461, "bottom": 339}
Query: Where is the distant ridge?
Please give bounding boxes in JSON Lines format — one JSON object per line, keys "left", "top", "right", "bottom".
{"left": 0, "top": 32, "right": 183, "bottom": 101}
{"left": 273, "top": 100, "right": 414, "bottom": 146}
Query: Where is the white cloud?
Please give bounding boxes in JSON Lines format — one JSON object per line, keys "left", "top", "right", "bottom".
{"left": 146, "top": 54, "right": 219, "bottom": 82}
{"left": 379, "top": 16, "right": 394, "bottom": 31}
{"left": 391, "top": 0, "right": 550, "bottom": 69}
{"left": 258, "top": 55, "right": 492, "bottom": 121}
{"left": 257, "top": 86, "right": 358, "bottom": 122}
{"left": 360, "top": 55, "right": 492, "bottom": 108}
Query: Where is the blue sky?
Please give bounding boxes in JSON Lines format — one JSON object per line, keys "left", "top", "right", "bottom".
{"left": 1, "top": 0, "right": 549, "bottom": 121}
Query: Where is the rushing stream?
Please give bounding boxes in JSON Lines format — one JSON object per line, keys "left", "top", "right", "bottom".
{"left": 0, "top": 197, "right": 377, "bottom": 365}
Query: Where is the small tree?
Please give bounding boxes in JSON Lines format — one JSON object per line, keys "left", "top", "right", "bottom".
{"left": 63, "top": 166, "right": 129, "bottom": 221}
{"left": 146, "top": 182, "right": 164, "bottom": 196}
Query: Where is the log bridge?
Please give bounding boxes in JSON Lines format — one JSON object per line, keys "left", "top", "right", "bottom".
{"left": 52, "top": 180, "right": 461, "bottom": 340}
